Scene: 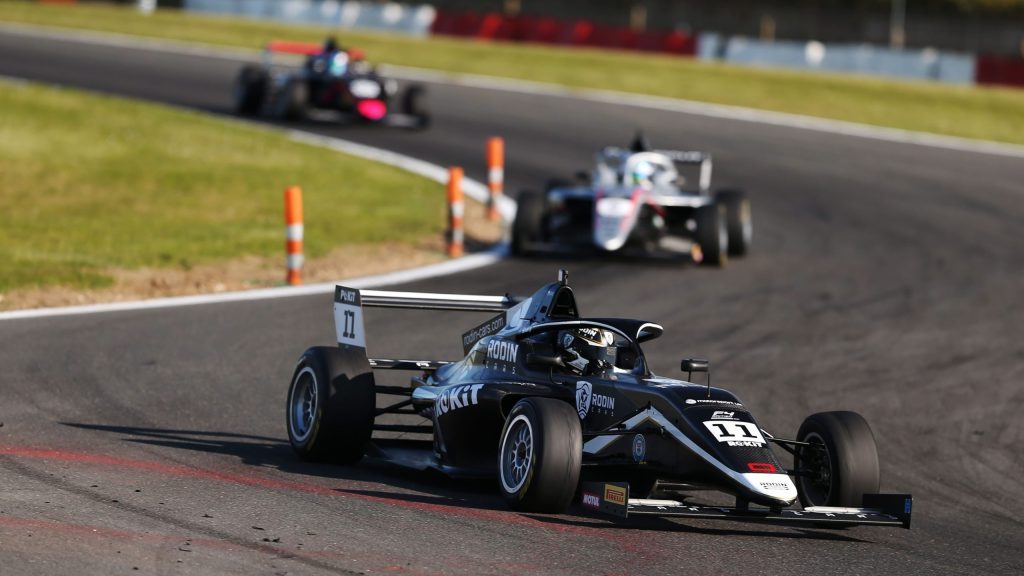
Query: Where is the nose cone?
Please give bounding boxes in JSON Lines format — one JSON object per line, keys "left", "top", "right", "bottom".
{"left": 357, "top": 99, "right": 387, "bottom": 121}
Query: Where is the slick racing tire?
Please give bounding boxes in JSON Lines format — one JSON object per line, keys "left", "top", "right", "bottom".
{"left": 498, "top": 398, "right": 582, "bottom": 513}
{"left": 715, "top": 189, "right": 752, "bottom": 256}
{"left": 401, "top": 84, "right": 430, "bottom": 130}
{"left": 511, "top": 191, "right": 546, "bottom": 257}
{"left": 233, "top": 65, "right": 267, "bottom": 117}
{"left": 694, "top": 203, "right": 728, "bottom": 266}
{"left": 286, "top": 346, "right": 375, "bottom": 463}
{"left": 271, "top": 78, "right": 309, "bottom": 122}
{"left": 794, "top": 411, "right": 880, "bottom": 508}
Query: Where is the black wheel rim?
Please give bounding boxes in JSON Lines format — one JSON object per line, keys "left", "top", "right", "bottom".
{"left": 797, "top": 432, "right": 832, "bottom": 506}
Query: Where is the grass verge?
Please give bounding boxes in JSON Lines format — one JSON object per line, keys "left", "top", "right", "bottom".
{"left": 0, "top": 80, "right": 447, "bottom": 298}
{"left": 2, "top": 2, "right": 1024, "bottom": 145}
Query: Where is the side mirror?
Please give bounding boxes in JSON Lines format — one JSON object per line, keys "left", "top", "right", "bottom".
{"left": 681, "top": 358, "right": 709, "bottom": 373}
{"left": 527, "top": 353, "right": 565, "bottom": 370}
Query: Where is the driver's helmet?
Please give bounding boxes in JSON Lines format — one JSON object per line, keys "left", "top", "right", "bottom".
{"left": 559, "top": 327, "right": 616, "bottom": 376}
{"left": 631, "top": 160, "right": 655, "bottom": 188}
{"left": 328, "top": 52, "right": 349, "bottom": 76}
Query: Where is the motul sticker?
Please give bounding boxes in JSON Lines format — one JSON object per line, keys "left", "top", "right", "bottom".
{"left": 581, "top": 492, "right": 601, "bottom": 509}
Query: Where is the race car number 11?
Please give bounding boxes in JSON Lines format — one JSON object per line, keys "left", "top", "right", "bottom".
{"left": 333, "top": 288, "right": 367, "bottom": 349}
{"left": 703, "top": 420, "right": 766, "bottom": 444}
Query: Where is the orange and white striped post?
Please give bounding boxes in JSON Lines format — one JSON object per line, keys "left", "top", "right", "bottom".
{"left": 486, "top": 136, "right": 504, "bottom": 221}
{"left": 447, "top": 167, "right": 464, "bottom": 258}
{"left": 284, "top": 186, "right": 304, "bottom": 285}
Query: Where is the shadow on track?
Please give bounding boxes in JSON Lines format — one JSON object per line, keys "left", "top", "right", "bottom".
{"left": 61, "top": 422, "right": 870, "bottom": 542}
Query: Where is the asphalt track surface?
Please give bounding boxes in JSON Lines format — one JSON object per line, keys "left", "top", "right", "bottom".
{"left": 1, "top": 29, "right": 1023, "bottom": 576}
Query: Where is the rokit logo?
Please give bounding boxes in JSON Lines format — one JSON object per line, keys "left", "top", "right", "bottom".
{"left": 434, "top": 384, "right": 485, "bottom": 416}
{"left": 575, "top": 381, "right": 615, "bottom": 419}
{"left": 581, "top": 492, "right": 601, "bottom": 509}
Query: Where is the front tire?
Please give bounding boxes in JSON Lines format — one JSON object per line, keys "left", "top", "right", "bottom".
{"left": 694, "top": 203, "right": 728, "bottom": 266}
{"left": 715, "top": 189, "right": 752, "bottom": 256}
{"left": 794, "top": 411, "right": 880, "bottom": 508}
{"left": 511, "top": 191, "right": 546, "bottom": 257}
{"left": 498, "top": 398, "right": 582, "bottom": 513}
{"left": 286, "top": 346, "right": 375, "bottom": 463}
{"left": 271, "top": 78, "right": 309, "bottom": 121}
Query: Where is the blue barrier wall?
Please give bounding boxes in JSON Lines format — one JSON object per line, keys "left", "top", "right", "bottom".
{"left": 698, "top": 34, "right": 976, "bottom": 85}
{"left": 183, "top": 0, "right": 437, "bottom": 37}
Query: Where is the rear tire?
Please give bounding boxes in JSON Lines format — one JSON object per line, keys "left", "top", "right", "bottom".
{"left": 694, "top": 203, "right": 728, "bottom": 266}
{"left": 794, "top": 411, "right": 880, "bottom": 508}
{"left": 511, "top": 191, "right": 546, "bottom": 257}
{"left": 498, "top": 398, "right": 582, "bottom": 513}
{"left": 233, "top": 65, "right": 267, "bottom": 117}
{"left": 715, "top": 189, "right": 752, "bottom": 256}
{"left": 401, "top": 85, "right": 430, "bottom": 130}
{"left": 286, "top": 346, "right": 375, "bottom": 463}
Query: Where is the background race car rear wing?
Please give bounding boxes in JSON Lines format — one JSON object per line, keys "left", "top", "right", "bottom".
{"left": 333, "top": 285, "right": 517, "bottom": 359}
{"left": 260, "top": 41, "right": 367, "bottom": 68}
{"left": 654, "top": 150, "right": 713, "bottom": 193}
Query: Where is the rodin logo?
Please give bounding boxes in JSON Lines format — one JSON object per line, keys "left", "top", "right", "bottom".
{"left": 576, "top": 381, "right": 592, "bottom": 419}
{"left": 486, "top": 340, "right": 519, "bottom": 363}
{"left": 576, "top": 381, "right": 615, "bottom": 419}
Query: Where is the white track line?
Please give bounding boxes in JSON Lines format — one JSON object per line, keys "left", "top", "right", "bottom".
{"left": 3, "top": 21, "right": 1024, "bottom": 159}
{"left": 0, "top": 251, "right": 506, "bottom": 321}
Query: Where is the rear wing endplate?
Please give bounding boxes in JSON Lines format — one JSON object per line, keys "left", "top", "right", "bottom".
{"left": 333, "top": 285, "right": 517, "bottom": 351}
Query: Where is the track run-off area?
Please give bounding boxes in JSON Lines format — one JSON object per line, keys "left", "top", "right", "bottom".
{"left": 0, "top": 27, "right": 1022, "bottom": 575}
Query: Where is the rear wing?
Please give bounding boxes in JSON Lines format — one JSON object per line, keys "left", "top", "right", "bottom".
{"left": 654, "top": 149, "right": 713, "bottom": 193}
{"left": 333, "top": 285, "right": 518, "bottom": 359}
{"left": 261, "top": 41, "right": 367, "bottom": 65}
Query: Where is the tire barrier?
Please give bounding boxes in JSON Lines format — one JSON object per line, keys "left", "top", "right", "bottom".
{"left": 284, "top": 186, "right": 304, "bottom": 286}
{"left": 430, "top": 10, "right": 696, "bottom": 56}
{"left": 976, "top": 54, "right": 1024, "bottom": 88}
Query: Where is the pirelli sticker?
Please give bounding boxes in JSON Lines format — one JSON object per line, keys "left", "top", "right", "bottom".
{"left": 580, "top": 481, "right": 629, "bottom": 518}
{"left": 604, "top": 484, "right": 627, "bottom": 506}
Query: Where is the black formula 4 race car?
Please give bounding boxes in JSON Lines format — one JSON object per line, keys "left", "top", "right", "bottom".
{"left": 234, "top": 39, "right": 429, "bottom": 129}
{"left": 286, "top": 271, "right": 911, "bottom": 529}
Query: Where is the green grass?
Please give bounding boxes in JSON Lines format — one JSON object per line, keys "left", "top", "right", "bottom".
{"left": 2, "top": 1, "right": 1024, "bottom": 145}
{"left": 0, "top": 81, "right": 443, "bottom": 292}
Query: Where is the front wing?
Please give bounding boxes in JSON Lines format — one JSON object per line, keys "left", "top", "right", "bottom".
{"left": 580, "top": 482, "right": 912, "bottom": 529}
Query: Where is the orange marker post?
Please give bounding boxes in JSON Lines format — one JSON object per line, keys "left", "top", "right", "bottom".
{"left": 486, "top": 137, "right": 504, "bottom": 221}
{"left": 447, "top": 167, "right": 465, "bottom": 258}
{"left": 284, "top": 186, "right": 304, "bottom": 285}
